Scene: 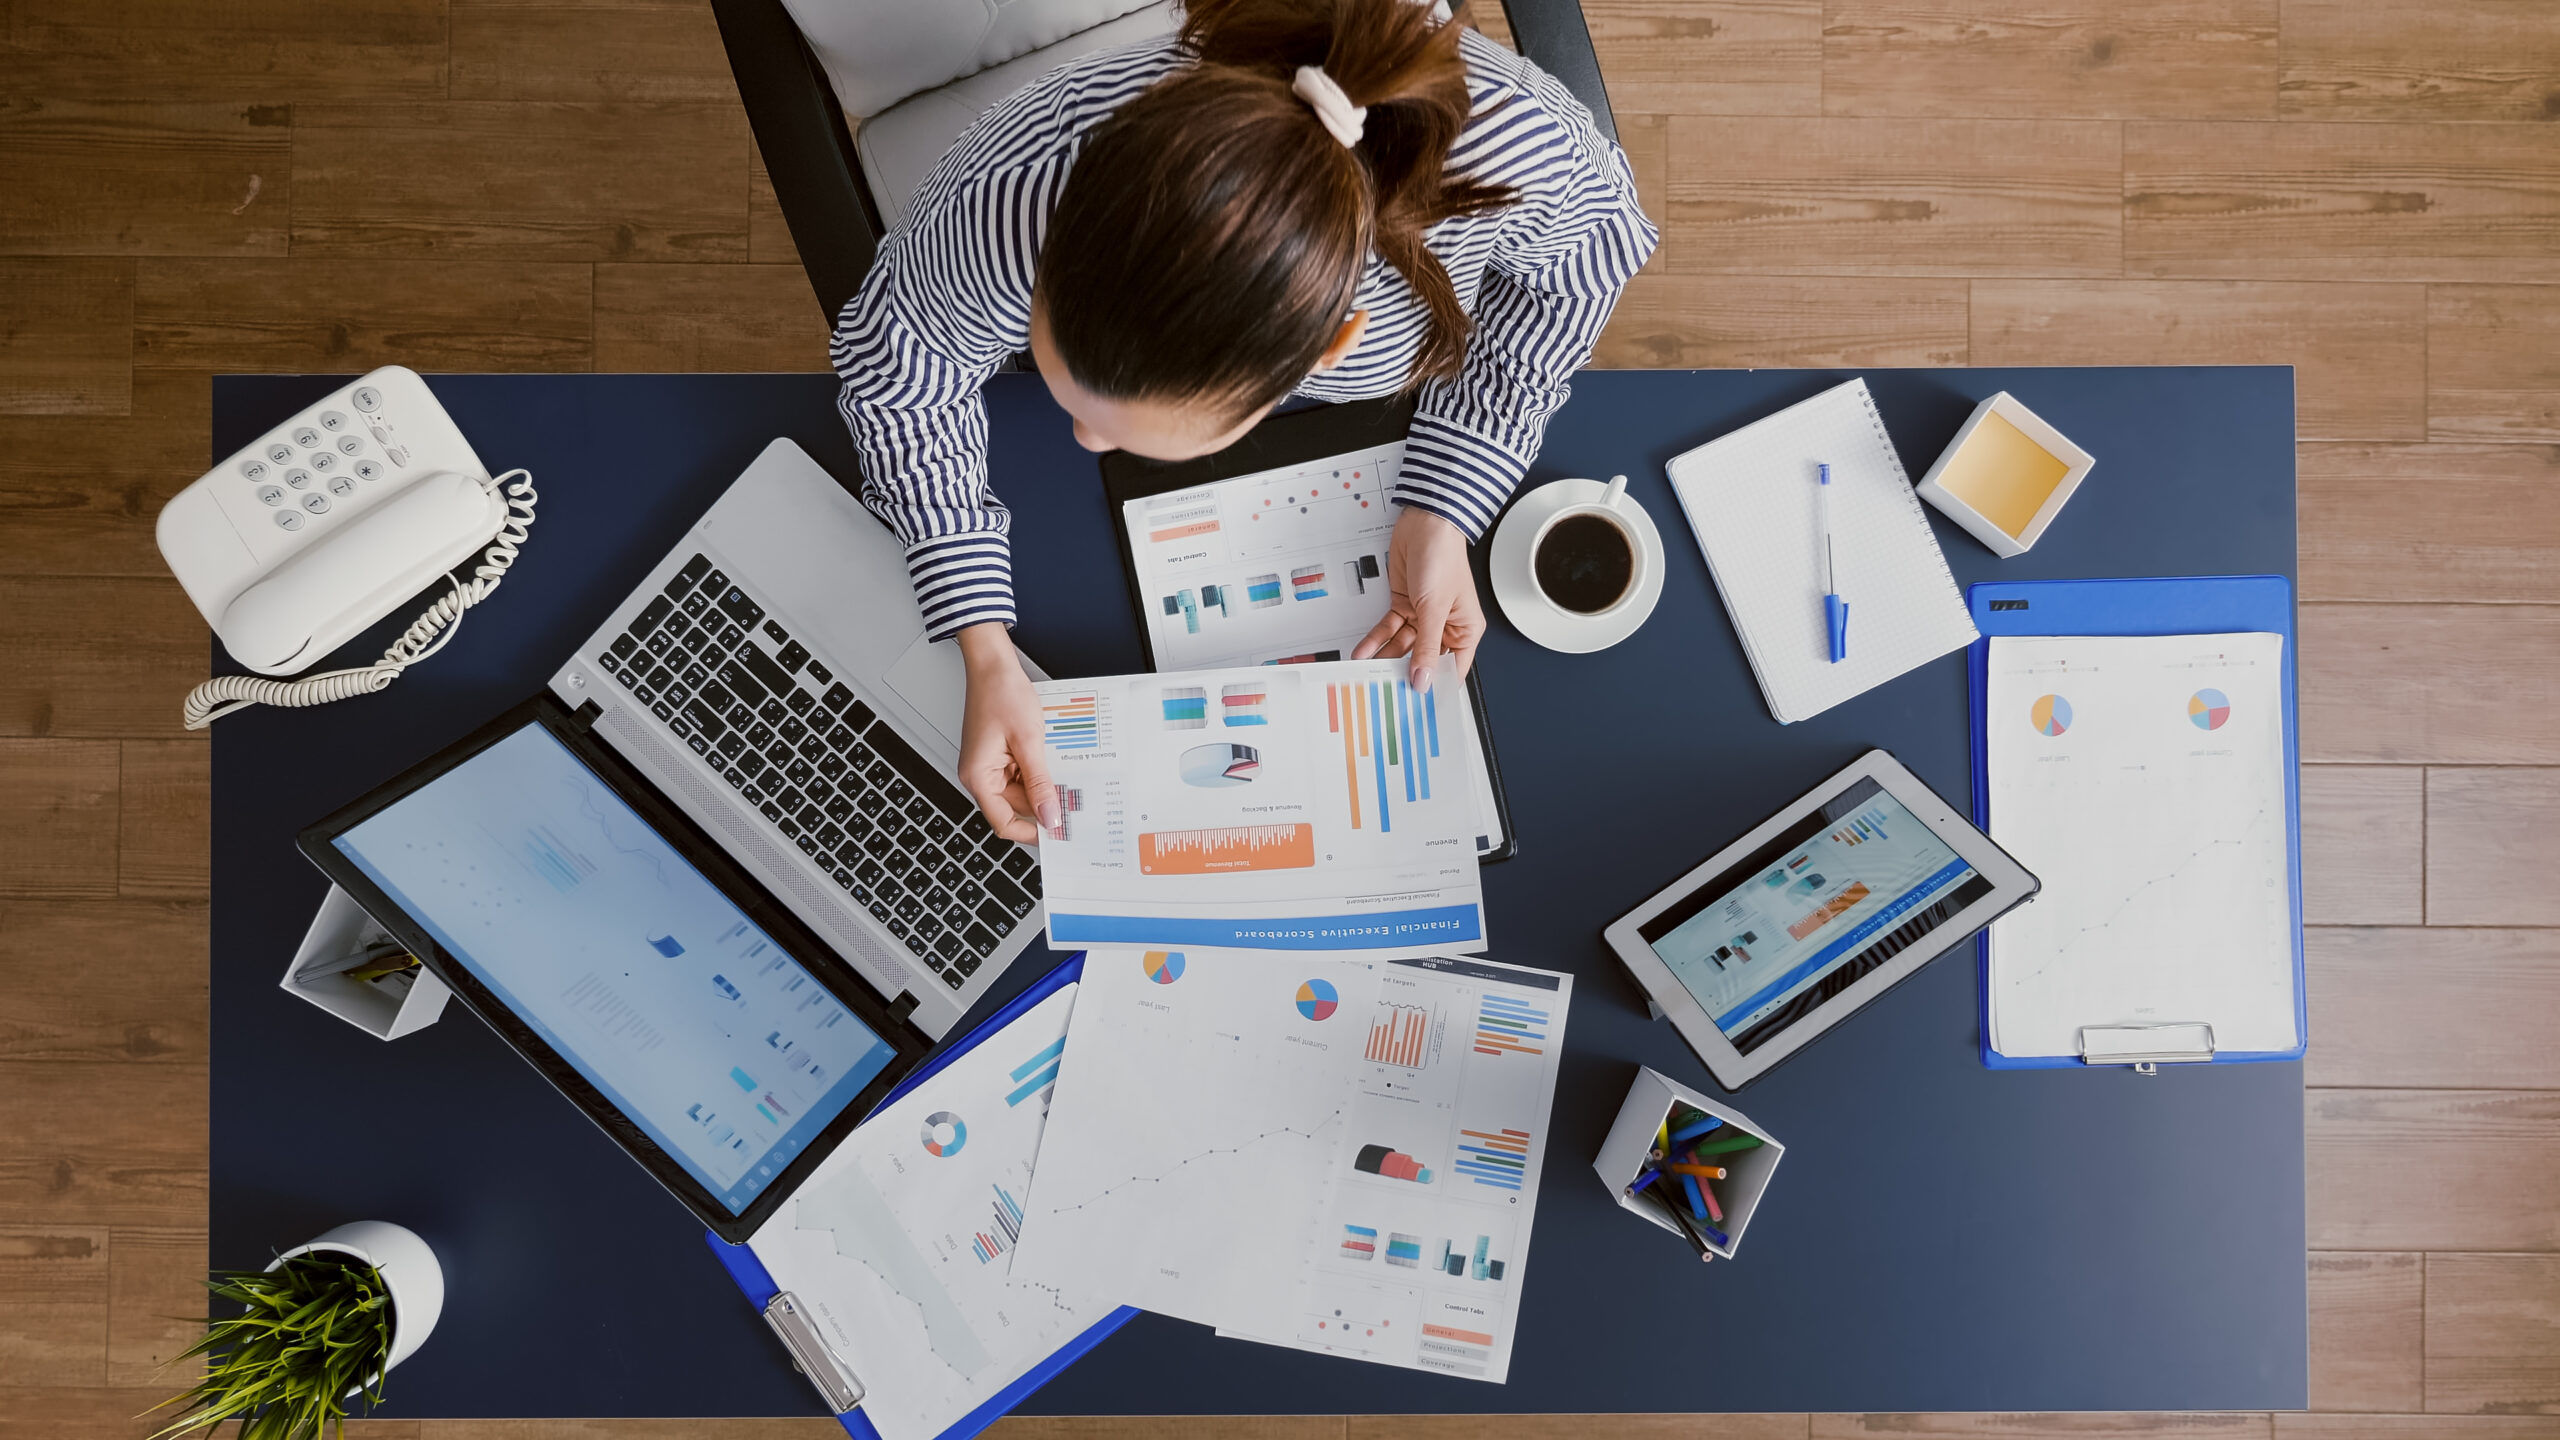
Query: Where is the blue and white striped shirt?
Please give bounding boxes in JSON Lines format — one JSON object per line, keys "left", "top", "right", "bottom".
{"left": 830, "top": 27, "right": 1659, "bottom": 640}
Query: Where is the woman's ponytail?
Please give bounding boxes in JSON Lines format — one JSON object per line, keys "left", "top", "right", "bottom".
{"left": 1037, "top": 0, "right": 1512, "bottom": 416}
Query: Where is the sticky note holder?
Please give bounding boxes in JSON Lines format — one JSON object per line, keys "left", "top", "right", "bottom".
{"left": 1915, "top": 392, "right": 2095, "bottom": 557}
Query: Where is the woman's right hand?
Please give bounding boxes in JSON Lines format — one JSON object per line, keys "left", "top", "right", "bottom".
{"left": 955, "top": 622, "right": 1060, "bottom": 845}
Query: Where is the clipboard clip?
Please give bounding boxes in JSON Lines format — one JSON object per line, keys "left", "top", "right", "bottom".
{"left": 2078, "top": 1022, "right": 2217, "bottom": 1075}
{"left": 763, "top": 1290, "right": 866, "bottom": 1413}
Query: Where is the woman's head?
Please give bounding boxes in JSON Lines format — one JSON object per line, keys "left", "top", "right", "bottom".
{"left": 1033, "top": 0, "right": 1511, "bottom": 459}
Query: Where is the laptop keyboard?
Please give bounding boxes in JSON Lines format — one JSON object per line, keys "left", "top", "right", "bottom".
{"left": 591, "top": 553, "right": 1040, "bottom": 991}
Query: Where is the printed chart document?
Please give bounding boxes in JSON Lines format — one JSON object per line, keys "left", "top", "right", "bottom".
{"left": 1984, "top": 632, "right": 2298, "bottom": 1058}
{"left": 1032, "top": 659, "right": 1487, "bottom": 958}
{"left": 1120, "top": 443, "right": 1507, "bottom": 856}
{"left": 1012, "top": 949, "right": 1570, "bottom": 1382}
{"left": 745, "top": 985, "right": 1106, "bottom": 1440}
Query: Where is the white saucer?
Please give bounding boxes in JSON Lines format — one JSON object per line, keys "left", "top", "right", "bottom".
{"left": 1489, "top": 477, "right": 1666, "bottom": 654}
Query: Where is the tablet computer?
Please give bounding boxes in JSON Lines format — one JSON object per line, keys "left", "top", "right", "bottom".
{"left": 1098, "top": 395, "right": 1518, "bottom": 861}
{"left": 1603, "top": 749, "right": 2038, "bottom": 1089}
{"left": 299, "top": 694, "right": 934, "bottom": 1240}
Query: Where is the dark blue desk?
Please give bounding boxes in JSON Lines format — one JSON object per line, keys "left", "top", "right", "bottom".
{"left": 211, "top": 367, "right": 2304, "bottom": 1417}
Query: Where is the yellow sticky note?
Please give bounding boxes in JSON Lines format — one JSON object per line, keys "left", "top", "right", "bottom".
{"left": 1941, "top": 411, "right": 2071, "bottom": 538}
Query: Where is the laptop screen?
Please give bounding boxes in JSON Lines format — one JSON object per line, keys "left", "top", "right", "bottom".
{"left": 332, "top": 721, "right": 899, "bottom": 1216}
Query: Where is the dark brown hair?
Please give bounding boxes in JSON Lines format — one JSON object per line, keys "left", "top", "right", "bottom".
{"left": 1035, "top": 0, "right": 1513, "bottom": 420}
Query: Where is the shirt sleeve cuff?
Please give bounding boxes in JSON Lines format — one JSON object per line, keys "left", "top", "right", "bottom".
{"left": 1392, "top": 418, "right": 1529, "bottom": 541}
{"left": 905, "top": 532, "right": 1018, "bottom": 641}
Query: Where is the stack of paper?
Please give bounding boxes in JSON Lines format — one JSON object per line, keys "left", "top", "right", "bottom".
{"left": 1010, "top": 948, "right": 1571, "bottom": 1383}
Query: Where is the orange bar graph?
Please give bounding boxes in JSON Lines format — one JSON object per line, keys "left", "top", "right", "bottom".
{"left": 1339, "top": 684, "right": 1362, "bottom": 830}
{"left": 1786, "top": 882, "right": 1872, "bottom": 941}
{"left": 1138, "top": 823, "right": 1315, "bottom": 874}
{"left": 1366, "top": 1004, "right": 1429, "bottom": 1066}
{"left": 1459, "top": 1128, "right": 1530, "bottom": 1153}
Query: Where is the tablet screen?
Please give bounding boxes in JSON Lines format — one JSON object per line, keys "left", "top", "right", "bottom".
{"left": 331, "top": 722, "right": 900, "bottom": 1215}
{"left": 1636, "top": 777, "right": 1993, "bottom": 1055}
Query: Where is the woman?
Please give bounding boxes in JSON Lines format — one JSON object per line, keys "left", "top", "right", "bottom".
{"left": 832, "top": 0, "right": 1657, "bottom": 844}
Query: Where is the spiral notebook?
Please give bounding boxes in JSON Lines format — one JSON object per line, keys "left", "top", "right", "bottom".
{"left": 1666, "top": 379, "right": 1978, "bottom": 723}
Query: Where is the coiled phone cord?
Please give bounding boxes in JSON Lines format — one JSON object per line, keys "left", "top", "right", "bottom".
{"left": 180, "top": 469, "right": 538, "bottom": 729}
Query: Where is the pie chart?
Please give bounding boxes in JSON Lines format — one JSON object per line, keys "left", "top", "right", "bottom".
{"left": 1142, "top": 950, "right": 1186, "bottom": 984}
{"left": 920, "top": 1111, "right": 967, "bottom": 1158}
{"left": 2189, "top": 688, "right": 2232, "bottom": 731}
{"left": 1296, "top": 978, "right": 1339, "bottom": 1021}
{"left": 2031, "top": 693, "right": 2073, "bottom": 737}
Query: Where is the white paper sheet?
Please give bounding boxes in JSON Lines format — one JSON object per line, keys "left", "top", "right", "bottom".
{"left": 1031, "top": 659, "right": 1488, "bottom": 959}
{"left": 1012, "top": 949, "right": 1570, "bottom": 1382}
{"left": 1984, "top": 632, "right": 2298, "bottom": 1058}
{"left": 745, "top": 985, "right": 1106, "bottom": 1440}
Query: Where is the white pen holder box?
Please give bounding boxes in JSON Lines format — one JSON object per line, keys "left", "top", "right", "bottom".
{"left": 282, "top": 884, "right": 452, "bottom": 1040}
{"left": 1592, "top": 1066, "right": 1784, "bottom": 1259}
{"left": 1913, "top": 391, "right": 2095, "bottom": 558}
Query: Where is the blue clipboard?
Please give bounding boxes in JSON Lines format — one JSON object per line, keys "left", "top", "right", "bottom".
{"left": 705, "top": 951, "right": 1140, "bottom": 1439}
{"left": 1966, "top": 575, "right": 2308, "bottom": 1070}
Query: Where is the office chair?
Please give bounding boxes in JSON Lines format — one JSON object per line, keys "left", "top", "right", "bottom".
{"left": 711, "top": 0, "right": 1619, "bottom": 326}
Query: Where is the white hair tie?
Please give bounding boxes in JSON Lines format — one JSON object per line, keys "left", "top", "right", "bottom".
{"left": 1291, "top": 65, "right": 1367, "bottom": 149}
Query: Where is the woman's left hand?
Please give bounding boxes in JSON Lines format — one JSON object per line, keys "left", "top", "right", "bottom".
{"left": 1352, "top": 505, "right": 1485, "bottom": 689}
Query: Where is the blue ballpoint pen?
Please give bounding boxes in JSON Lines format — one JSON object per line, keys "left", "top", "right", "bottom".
{"left": 1818, "top": 463, "right": 1849, "bottom": 662}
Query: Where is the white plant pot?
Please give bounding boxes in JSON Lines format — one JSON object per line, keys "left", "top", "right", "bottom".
{"left": 268, "top": 1220, "right": 445, "bottom": 1384}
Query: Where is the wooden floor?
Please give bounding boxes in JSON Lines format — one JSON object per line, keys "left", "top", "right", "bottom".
{"left": 2, "top": 0, "right": 2555, "bottom": 1435}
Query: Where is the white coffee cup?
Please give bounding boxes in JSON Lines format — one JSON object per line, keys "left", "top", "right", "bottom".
{"left": 1528, "top": 475, "right": 1650, "bottom": 620}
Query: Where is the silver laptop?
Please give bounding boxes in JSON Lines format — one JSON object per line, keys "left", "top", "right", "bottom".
{"left": 545, "top": 438, "right": 1045, "bottom": 1039}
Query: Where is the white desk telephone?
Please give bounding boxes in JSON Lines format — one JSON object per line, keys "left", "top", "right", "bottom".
{"left": 156, "top": 366, "right": 537, "bottom": 728}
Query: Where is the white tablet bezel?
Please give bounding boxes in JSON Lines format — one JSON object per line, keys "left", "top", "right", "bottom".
{"left": 1603, "top": 748, "right": 2038, "bottom": 1090}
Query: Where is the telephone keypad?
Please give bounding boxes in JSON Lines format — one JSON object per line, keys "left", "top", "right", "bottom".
{"left": 284, "top": 469, "right": 312, "bottom": 490}
{"left": 326, "top": 475, "right": 354, "bottom": 497}
{"left": 266, "top": 443, "right": 295, "bottom": 465}
{"left": 307, "top": 450, "right": 335, "bottom": 472}
{"left": 274, "top": 511, "right": 304, "bottom": 531}
{"left": 255, "top": 485, "right": 285, "bottom": 506}
{"left": 353, "top": 460, "right": 382, "bottom": 481}
{"left": 301, "top": 493, "right": 331, "bottom": 515}
{"left": 292, "top": 427, "right": 321, "bottom": 449}
{"left": 319, "top": 410, "right": 349, "bottom": 432}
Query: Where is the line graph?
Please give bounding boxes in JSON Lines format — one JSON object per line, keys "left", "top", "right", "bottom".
{"left": 1032, "top": 1115, "right": 1342, "bottom": 1216}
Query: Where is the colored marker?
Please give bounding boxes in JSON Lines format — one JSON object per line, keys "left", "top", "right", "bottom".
{"left": 1628, "top": 1168, "right": 1663, "bottom": 1196}
{"left": 1661, "top": 1163, "right": 1728, "bottom": 1179}
{"left": 1681, "top": 1173, "right": 1708, "bottom": 1220}
{"left": 1698, "top": 1177, "right": 1725, "bottom": 1225}
{"left": 1688, "top": 1133, "right": 1765, "bottom": 1157}
{"left": 1668, "top": 1115, "right": 1724, "bottom": 1145}
{"left": 1818, "top": 462, "right": 1848, "bottom": 663}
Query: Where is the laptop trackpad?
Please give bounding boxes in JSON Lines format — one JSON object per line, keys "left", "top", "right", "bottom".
{"left": 882, "top": 632, "right": 967, "bottom": 752}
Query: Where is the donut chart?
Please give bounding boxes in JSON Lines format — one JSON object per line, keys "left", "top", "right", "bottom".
{"left": 2031, "top": 693, "right": 2073, "bottom": 737}
{"left": 2189, "top": 688, "right": 2232, "bottom": 731}
{"left": 920, "top": 1110, "right": 967, "bottom": 1158}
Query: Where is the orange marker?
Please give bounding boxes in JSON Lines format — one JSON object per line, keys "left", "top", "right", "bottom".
{"left": 1660, "top": 1163, "right": 1727, "bottom": 1180}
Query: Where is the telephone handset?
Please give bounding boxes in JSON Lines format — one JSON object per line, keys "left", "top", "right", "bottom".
{"left": 156, "top": 366, "right": 537, "bottom": 728}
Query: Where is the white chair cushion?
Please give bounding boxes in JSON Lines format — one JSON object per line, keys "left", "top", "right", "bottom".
{"left": 783, "top": 0, "right": 1161, "bottom": 119}
{"left": 853, "top": 1, "right": 1178, "bottom": 231}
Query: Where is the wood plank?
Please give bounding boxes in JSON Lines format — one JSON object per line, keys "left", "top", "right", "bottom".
{"left": 0, "top": 259, "right": 131, "bottom": 417}
{"left": 1619, "top": 113, "right": 1669, "bottom": 226}
{"left": 0, "top": 1226, "right": 108, "bottom": 1387}
{"left": 1664, "top": 117, "right": 2121, "bottom": 277}
{"left": 1357, "top": 1419, "right": 1805, "bottom": 1440}
{"left": 1597, "top": 272, "right": 1968, "bottom": 368}
{"left": 0, "top": 741, "right": 120, "bottom": 900}
{"left": 1970, "top": 279, "right": 2426, "bottom": 441}
{"left": 2429, "top": 285, "right": 2560, "bottom": 443}
{"left": 1466, "top": 0, "right": 1514, "bottom": 48}
{"left": 116, "top": 741, "right": 205, "bottom": 900}
{"left": 2279, "top": 1419, "right": 2560, "bottom": 1438}
{"left": 748, "top": 137, "right": 802, "bottom": 270}
{"left": 592, "top": 264, "right": 829, "bottom": 373}
{"left": 2299, "top": 765, "right": 2425, "bottom": 925}
{"left": 133, "top": 258, "right": 593, "bottom": 373}
{"left": 2298, "top": 604, "right": 2560, "bottom": 764}
{"left": 1582, "top": 0, "right": 1821, "bottom": 116}
{"left": 0, "top": 1390, "right": 416, "bottom": 1440}
{"left": 2300, "top": 443, "right": 2560, "bottom": 603}
{"left": 2278, "top": 0, "right": 2560, "bottom": 121}
{"left": 0, "top": 899, "right": 206, "bottom": 1064}
{"left": 0, "top": 370, "right": 208, "bottom": 577}
{"left": 2307, "top": 1251, "right": 2425, "bottom": 1413}
{"left": 0, "top": 1061, "right": 204, "bottom": 1229}
{"left": 0, "top": 100, "right": 289, "bottom": 257}
{"left": 2306, "top": 1089, "right": 2560, "bottom": 1252}
{"left": 2309, "top": 927, "right": 2560, "bottom": 1088}
{"left": 2428, "top": 1253, "right": 2560, "bottom": 1415}
{"left": 290, "top": 102, "right": 748, "bottom": 261}
{"left": 105, "top": 1225, "right": 201, "bottom": 1388}
{"left": 1810, "top": 1417, "right": 2270, "bottom": 1437}
{"left": 413, "top": 1425, "right": 845, "bottom": 1440}
{"left": 2426, "top": 767, "right": 2560, "bottom": 926}
{"left": 2125, "top": 121, "right": 2560, "bottom": 283}
{"left": 0, "top": 0, "right": 448, "bottom": 101}
{"left": 451, "top": 0, "right": 736, "bottom": 101}
{"left": 1821, "top": 0, "right": 2278, "bottom": 120}
{"left": 0, "top": 577, "right": 206, "bottom": 739}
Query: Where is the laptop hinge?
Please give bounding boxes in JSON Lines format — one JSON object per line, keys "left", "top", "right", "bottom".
{"left": 888, "top": 990, "right": 921, "bottom": 1025}
{"left": 570, "top": 698, "right": 603, "bottom": 728}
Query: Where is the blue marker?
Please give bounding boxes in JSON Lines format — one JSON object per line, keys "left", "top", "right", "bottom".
{"left": 1818, "top": 462, "right": 1848, "bottom": 663}
{"left": 1668, "top": 1114, "right": 1723, "bottom": 1145}
{"left": 1681, "top": 1173, "right": 1708, "bottom": 1220}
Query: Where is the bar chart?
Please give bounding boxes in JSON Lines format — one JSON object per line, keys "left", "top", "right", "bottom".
{"left": 971, "top": 1183, "right": 1024, "bottom": 1264}
{"left": 1472, "top": 993, "right": 1549, "bottom": 1057}
{"left": 1364, "top": 1001, "right": 1433, "bottom": 1068}
{"left": 1326, "top": 677, "right": 1441, "bottom": 832}
{"left": 1040, "top": 693, "right": 1102, "bottom": 753}
{"left": 1452, "top": 1128, "right": 1532, "bottom": 1191}
{"left": 1136, "top": 823, "right": 1316, "bottom": 874}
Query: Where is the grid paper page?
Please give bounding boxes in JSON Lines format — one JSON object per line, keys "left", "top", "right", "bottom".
{"left": 1665, "top": 379, "right": 1977, "bottom": 723}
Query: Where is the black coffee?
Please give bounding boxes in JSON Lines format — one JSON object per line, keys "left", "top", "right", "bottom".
{"left": 1534, "top": 513, "right": 1635, "bottom": 614}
